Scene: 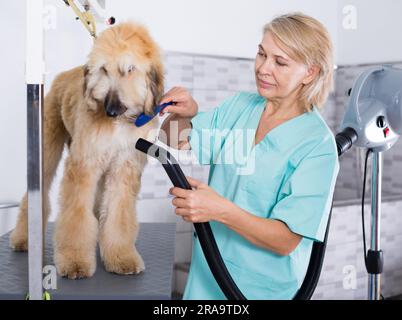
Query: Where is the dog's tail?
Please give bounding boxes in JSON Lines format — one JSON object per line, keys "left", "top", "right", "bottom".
{"left": 43, "top": 88, "right": 69, "bottom": 199}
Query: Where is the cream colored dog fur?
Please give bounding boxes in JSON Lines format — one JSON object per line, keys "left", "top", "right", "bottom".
{"left": 10, "top": 22, "right": 164, "bottom": 279}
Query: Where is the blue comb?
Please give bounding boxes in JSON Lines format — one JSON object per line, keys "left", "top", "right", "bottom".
{"left": 134, "top": 101, "right": 174, "bottom": 127}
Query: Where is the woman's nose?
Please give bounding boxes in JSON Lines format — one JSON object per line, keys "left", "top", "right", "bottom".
{"left": 258, "top": 57, "right": 275, "bottom": 75}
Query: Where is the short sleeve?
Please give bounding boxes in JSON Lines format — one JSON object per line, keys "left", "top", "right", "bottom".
{"left": 189, "top": 93, "right": 240, "bottom": 165}
{"left": 269, "top": 135, "right": 340, "bottom": 242}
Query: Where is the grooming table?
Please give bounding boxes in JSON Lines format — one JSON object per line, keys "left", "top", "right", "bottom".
{"left": 0, "top": 223, "right": 176, "bottom": 300}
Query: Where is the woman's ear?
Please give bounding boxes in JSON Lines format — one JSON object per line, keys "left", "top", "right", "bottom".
{"left": 83, "top": 65, "right": 98, "bottom": 111}
{"left": 302, "top": 65, "right": 320, "bottom": 85}
{"left": 144, "top": 63, "right": 164, "bottom": 115}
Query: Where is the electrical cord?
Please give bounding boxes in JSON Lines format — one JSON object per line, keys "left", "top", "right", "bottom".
{"left": 361, "top": 148, "right": 386, "bottom": 300}
{"left": 361, "top": 148, "right": 372, "bottom": 268}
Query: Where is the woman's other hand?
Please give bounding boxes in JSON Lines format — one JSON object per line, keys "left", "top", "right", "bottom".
{"left": 169, "top": 176, "right": 232, "bottom": 223}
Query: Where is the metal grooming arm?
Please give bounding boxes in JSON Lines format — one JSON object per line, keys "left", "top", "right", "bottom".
{"left": 26, "top": 0, "right": 45, "bottom": 300}
{"left": 63, "top": 0, "right": 116, "bottom": 39}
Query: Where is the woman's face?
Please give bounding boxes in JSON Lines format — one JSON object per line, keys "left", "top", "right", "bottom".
{"left": 255, "top": 31, "right": 313, "bottom": 102}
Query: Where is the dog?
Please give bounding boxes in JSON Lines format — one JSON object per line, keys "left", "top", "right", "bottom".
{"left": 10, "top": 22, "right": 164, "bottom": 279}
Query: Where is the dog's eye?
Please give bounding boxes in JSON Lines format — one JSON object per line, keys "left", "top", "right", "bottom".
{"left": 101, "top": 66, "right": 108, "bottom": 75}
{"left": 127, "top": 65, "right": 135, "bottom": 74}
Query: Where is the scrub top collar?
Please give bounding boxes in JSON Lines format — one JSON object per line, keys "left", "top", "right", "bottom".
{"left": 252, "top": 99, "right": 316, "bottom": 149}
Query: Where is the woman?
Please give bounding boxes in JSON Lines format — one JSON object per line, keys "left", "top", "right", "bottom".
{"left": 158, "top": 13, "right": 339, "bottom": 300}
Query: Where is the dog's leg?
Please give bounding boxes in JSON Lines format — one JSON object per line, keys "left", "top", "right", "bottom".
{"left": 9, "top": 193, "right": 29, "bottom": 251}
{"left": 10, "top": 89, "right": 67, "bottom": 251}
{"left": 93, "top": 172, "right": 107, "bottom": 220}
{"left": 53, "top": 156, "right": 101, "bottom": 279}
{"left": 99, "top": 161, "right": 145, "bottom": 275}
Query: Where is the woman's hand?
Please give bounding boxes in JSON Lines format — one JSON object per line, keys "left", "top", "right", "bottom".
{"left": 159, "top": 87, "right": 198, "bottom": 118}
{"left": 170, "top": 176, "right": 232, "bottom": 223}
{"left": 170, "top": 178, "right": 302, "bottom": 256}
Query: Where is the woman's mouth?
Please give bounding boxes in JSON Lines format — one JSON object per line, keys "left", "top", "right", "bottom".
{"left": 258, "top": 79, "right": 276, "bottom": 89}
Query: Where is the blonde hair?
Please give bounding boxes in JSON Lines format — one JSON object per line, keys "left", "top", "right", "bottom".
{"left": 264, "top": 13, "right": 334, "bottom": 111}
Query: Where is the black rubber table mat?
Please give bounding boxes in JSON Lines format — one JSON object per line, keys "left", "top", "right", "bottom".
{"left": 0, "top": 223, "right": 176, "bottom": 300}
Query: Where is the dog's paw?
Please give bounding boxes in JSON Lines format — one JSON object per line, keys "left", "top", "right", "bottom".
{"left": 104, "top": 250, "right": 145, "bottom": 275}
{"left": 55, "top": 253, "right": 96, "bottom": 279}
{"left": 10, "top": 231, "right": 28, "bottom": 252}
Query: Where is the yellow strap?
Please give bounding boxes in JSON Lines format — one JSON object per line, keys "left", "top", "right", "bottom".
{"left": 43, "top": 291, "right": 51, "bottom": 300}
{"left": 65, "top": 0, "right": 97, "bottom": 39}
{"left": 24, "top": 291, "right": 51, "bottom": 300}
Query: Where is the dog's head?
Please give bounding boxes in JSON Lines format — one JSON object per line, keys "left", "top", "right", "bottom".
{"left": 83, "top": 22, "right": 164, "bottom": 120}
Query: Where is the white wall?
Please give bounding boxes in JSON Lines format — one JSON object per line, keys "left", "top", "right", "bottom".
{"left": 337, "top": 0, "right": 402, "bottom": 65}
{"left": 110, "top": 0, "right": 339, "bottom": 60}
{"left": 0, "top": 1, "right": 27, "bottom": 234}
{"left": 110, "top": 0, "right": 402, "bottom": 64}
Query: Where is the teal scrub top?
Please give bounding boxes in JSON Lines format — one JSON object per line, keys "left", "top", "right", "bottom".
{"left": 183, "top": 92, "right": 339, "bottom": 300}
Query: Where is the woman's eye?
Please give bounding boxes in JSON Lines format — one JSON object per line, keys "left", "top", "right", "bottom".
{"left": 101, "top": 66, "right": 108, "bottom": 75}
{"left": 257, "top": 51, "right": 265, "bottom": 57}
{"left": 128, "top": 65, "right": 135, "bottom": 74}
{"left": 276, "top": 61, "right": 287, "bottom": 67}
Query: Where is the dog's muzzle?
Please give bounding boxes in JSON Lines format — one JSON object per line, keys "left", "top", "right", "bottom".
{"left": 104, "top": 91, "right": 128, "bottom": 118}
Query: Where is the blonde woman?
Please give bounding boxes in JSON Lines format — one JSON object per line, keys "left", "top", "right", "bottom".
{"left": 159, "top": 13, "right": 339, "bottom": 299}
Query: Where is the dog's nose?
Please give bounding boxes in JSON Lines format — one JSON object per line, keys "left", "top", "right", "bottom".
{"left": 104, "top": 92, "right": 127, "bottom": 117}
{"left": 106, "top": 109, "right": 119, "bottom": 117}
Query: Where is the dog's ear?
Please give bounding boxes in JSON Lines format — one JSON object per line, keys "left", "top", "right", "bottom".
{"left": 144, "top": 63, "right": 164, "bottom": 115}
{"left": 83, "top": 64, "right": 98, "bottom": 111}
